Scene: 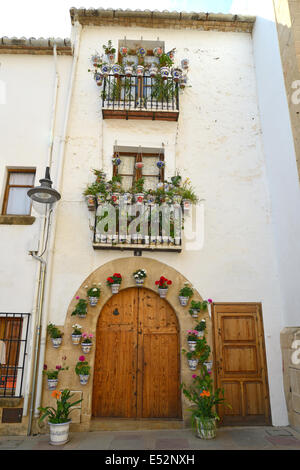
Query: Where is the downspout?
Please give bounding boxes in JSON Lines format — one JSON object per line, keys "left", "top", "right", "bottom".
{"left": 32, "top": 21, "right": 82, "bottom": 420}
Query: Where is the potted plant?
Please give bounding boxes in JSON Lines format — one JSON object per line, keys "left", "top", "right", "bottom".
{"left": 38, "top": 389, "right": 83, "bottom": 445}
{"left": 155, "top": 276, "right": 172, "bottom": 298}
{"left": 71, "top": 297, "right": 88, "bottom": 318}
{"left": 200, "top": 299, "right": 213, "bottom": 311}
{"left": 159, "top": 53, "right": 174, "bottom": 79}
{"left": 187, "top": 329, "right": 199, "bottom": 352}
{"left": 75, "top": 356, "right": 91, "bottom": 385}
{"left": 103, "top": 40, "right": 116, "bottom": 62}
{"left": 181, "top": 369, "right": 228, "bottom": 439}
{"left": 184, "top": 351, "right": 199, "bottom": 371}
{"left": 133, "top": 177, "right": 145, "bottom": 204}
{"left": 86, "top": 283, "right": 101, "bottom": 307}
{"left": 47, "top": 323, "right": 63, "bottom": 349}
{"left": 133, "top": 268, "right": 147, "bottom": 286}
{"left": 81, "top": 333, "right": 93, "bottom": 353}
{"left": 43, "top": 363, "right": 68, "bottom": 391}
{"left": 189, "top": 300, "right": 202, "bottom": 318}
{"left": 106, "top": 273, "right": 122, "bottom": 294}
{"left": 179, "top": 282, "right": 194, "bottom": 306}
{"left": 71, "top": 324, "right": 82, "bottom": 345}
{"left": 195, "top": 319, "right": 206, "bottom": 338}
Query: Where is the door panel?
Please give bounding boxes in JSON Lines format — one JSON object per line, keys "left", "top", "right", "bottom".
{"left": 92, "top": 287, "right": 181, "bottom": 419}
{"left": 213, "top": 303, "right": 271, "bottom": 425}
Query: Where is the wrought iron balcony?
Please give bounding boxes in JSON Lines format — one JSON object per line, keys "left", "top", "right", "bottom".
{"left": 101, "top": 74, "right": 180, "bottom": 121}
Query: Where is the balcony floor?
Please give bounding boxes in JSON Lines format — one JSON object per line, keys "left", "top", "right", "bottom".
{"left": 93, "top": 242, "right": 182, "bottom": 252}
{"left": 102, "top": 107, "right": 179, "bottom": 121}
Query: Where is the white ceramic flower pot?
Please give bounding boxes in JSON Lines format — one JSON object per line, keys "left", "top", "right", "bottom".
{"left": 135, "top": 193, "right": 144, "bottom": 204}
{"left": 79, "top": 374, "right": 90, "bottom": 385}
{"left": 111, "top": 284, "right": 120, "bottom": 294}
{"left": 204, "top": 361, "right": 213, "bottom": 373}
{"left": 49, "top": 420, "right": 71, "bottom": 446}
{"left": 195, "top": 417, "right": 216, "bottom": 440}
{"left": 71, "top": 334, "right": 82, "bottom": 345}
{"left": 47, "top": 378, "right": 58, "bottom": 390}
{"left": 188, "top": 359, "right": 198, "bottom": 371}
{"left": 135, "top": 278, "right": 144, "bottom": 286}
{"left": 78, "top": 313, "right": 87, "bottom": 319}
{"left": 51, "top": 337, "right": 62, "bottom": 349}
{"left": 190, "top": 309, "right": 199, "bottom": 318}
{"left": 198, "top": 331, "right": 205, "bottom": 339}
{"left": 160, "top": 66, "right": 170, "bottom": 80}
{"left": 187, "top": 341, "right": 197, "bottom": 352}
{"left": 179, "top": 296, "right": 189, "bottom": 306}
{"left": 86, "top": 195, "right": 96, "bottom": 211}
{"left": 158, "top": 288, "right": 168, "bottom": 298}
{"left": 81, "top": 343, "right": 92, "bottom": 354}
{"left": 89, "top": 296, "right": 98, "bottom": 307}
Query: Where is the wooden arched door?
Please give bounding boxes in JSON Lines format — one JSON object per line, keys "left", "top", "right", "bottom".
{"left": 92, "top": 287, "right": 181, "bottom": 419}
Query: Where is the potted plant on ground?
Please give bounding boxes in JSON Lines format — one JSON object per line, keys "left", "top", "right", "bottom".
{"left": 86, "top": 283, "right": 101, "bottom": 307}
{"left": 189, "top": 300, "right": 201, "bottom": 318}
{"left": 43, "top": 363, "right": 69, "bottom": 390}
{"left": 187, "top": 329, "right": 199, "bottom": 352}
{"left": 179, "top": 282, "right": 194, "bottom": 306}
{"left": 155, "top": 276, "right": 172, "bottom": 298}
{"left": 71, "top": 297, "right": 88, "bottom": 318}
{"left": 38, "top": 389, "right": 83, "bottom": 446}
{"left": 133, "top": 268, "right": 147, "bottom": 286}
{"left": 75, "top": 356, "right": 91, "bottom": 385}
{"left": 81, "top": 333, "right": 93, "bottom": 354}
{"left": 71, "top": 324, "right": 82, "bottom": 345}
{"left": 107, "top": 273, "right": 122, "bottom": 294}
{"left": 47, "top": 323, "right": 63, "bottom": 349}
{"left": 181, "top": 369, "right": 228, "bottom": 439}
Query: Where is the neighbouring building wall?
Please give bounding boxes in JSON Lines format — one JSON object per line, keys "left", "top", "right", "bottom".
{"left": 0, "top": 49, "right": 72, "bottom": 432}
{"left": 233, "top": 0, "right": 300, "bottom": 427}
{"left": 40, "top": 22, "right": 290, "bottom": 426}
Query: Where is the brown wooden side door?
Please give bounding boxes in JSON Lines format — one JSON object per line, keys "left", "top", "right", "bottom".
{"left": 212, "top": 303, "right": 271, "bottom": 425}
{"left": 92, "top": 287, "right": 181, "bottom": 419}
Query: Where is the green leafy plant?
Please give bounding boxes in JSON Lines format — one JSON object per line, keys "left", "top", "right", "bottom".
{"left": 179, "top": 283, "right": 194, "bottom": 298}
{"left": 159, "top": 53, "right": 174, "bottom": 67}
{"left": 195, "top": 319, "right": 206, "bottom": 332}
{"left": 72, "top": 324, "right": 82, "bottom": 335}
{"left": 71, "top": 298, "right": 88, "bottom": 317}
{"left": 132, "top": 177, "right": 145, "bottom": 193}
{"left": 47, "top": 323, "right": 63, "bottom": 339}
{"left": 190, "top": 300, "right": 201, "bottom": 311}
{"left": 103, "top": 40, "right": 116, "bottom": 55}
{"left": 86, "top": 283, "right": 101, "bottom": 298}
{"left": 38, "top": 389, "right": 83, "bottom": 424}
{"left": 43, "top": 363, "right": 68, "bottom": 380}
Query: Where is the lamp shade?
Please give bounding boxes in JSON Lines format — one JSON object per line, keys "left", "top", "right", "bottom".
{"left": 27, "top": 167, "right": 61, "bottom": 204}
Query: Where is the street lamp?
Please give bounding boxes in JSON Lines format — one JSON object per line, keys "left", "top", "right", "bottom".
{"left": 27, "top": 166, "right": 61, "bottom": 204}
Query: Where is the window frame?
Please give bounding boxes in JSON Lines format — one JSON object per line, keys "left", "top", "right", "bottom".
{"left": 113, "top": 150, "right": 165, "bottom": 189}
{"left": 2, "top": 168, "right": 36, "bottom": 216}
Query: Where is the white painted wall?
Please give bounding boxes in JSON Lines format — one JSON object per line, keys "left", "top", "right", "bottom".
{"left": 39, "top": 24, "right": 289, "bottom": 424}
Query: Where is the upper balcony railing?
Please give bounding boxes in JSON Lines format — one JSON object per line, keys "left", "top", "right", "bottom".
{"left": 101, "top": 74, "right": 180, "bottom": 121}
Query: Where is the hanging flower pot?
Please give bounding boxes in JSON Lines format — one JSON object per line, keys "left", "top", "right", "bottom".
{"left": 187, "top": 341, "right": 197, "bottom": 352}
{"left": 101, "top": 64, "right": 111, "bottom": 77}
{"left": 107, "top": 273, "right": 122, "bottom": 294}
{"left": 51, "top": 337, "right": 62, "bottom": 349}
{"left": 135, "top": 161, "right": 144, "bottom": 170}
{"left": 146, "top": 193, "right": 156, "bottom": 205}
{"left": 198, "top": 330, "right": 205, "bottom": 339}
{"left": 91, "top": 53, "right": 101, "bottom": 67}
{"left": 75, "top": 356, "right": 91, "bottom": 385}
{"left": 86, "top": 195, "right": 96, "bottom": 211}
{"left": 79, "top": 374, "right": 90, "bottom": 385}
{"left": 47, "top": 378, "right": 58, "bottom": 391}
{"left": 149, "top": 64, "right": 158, "bottom": 77}
{"left": 124, "top": 65, "right": 133, "bottom": 77}
{"left": 121, "top": 192, "right": 132, "bottom": 204}
{"left": 112, "top": 63, "right": 122, "bottom": 77}
{"left": 88, "top": 297, "right": 98, "bottom": 307}
{"left": 182, "top": 199, "right": 192, "bottom": 213}
{"left": 181, "top": 58, "right": 189, "bottom": 70}
{"left": 112, "top": 156, "right": 121, "bottom": 166}
{"left": 190, "top": 309, "right": 199, "bottom": 319}
{"left": 136, "top": 47, "right": 146, "bottom": 58}
{"left": 134, "top": 193, "right": 144, "bottom": 204}
{"left": 157, "top": 160, "right": 165, "bottom": 169}
{"left": 136, "top": 65, "right": 144, "bottom": 78}
{"left": 204, "top": 361, "right": 213, "bottom": 373}
{"left": 107, "top": 53, "right": 115, "bottom": 63}
{"left": 111, "top": 283, "right": 120, "bottom": 294}
{"left": 153, "top": 47, "right": 163, "bottom": 58}
{"left": 172, "top": 67, "right": 182, "bottom": 83}
{"left": 81, "top": 342, "right": 92, "bottom": 354}
{"left": 179, "top": 296, "right": 189, "bottom": 306}
{"left": 111, "top": 193, "right": 120, "bottom": 205}
{"left": 160, "top": 66, "right": 170, "bottom": 80}
{"left": 71, "top": 334, "right": 82, "bottom": 345}
{"left": 133, "top": 268, "right": 147, "bottom": 286}
{"left": 96, "top": 193, "right": 106, "bottom": 205}
{"left": 173, "top": 195, "right": 182, "bottom": 206}
{"left": 119, "top": 46, "right": 128, "bottom": 57}
{"left": 94, "top": 72, "right": 103, "bottom": 86}
{"left": 158, "top": 287, "right": 168, "bottom": 298}
{"left": 188, "top": 358, "right": 198, "bottom": 370}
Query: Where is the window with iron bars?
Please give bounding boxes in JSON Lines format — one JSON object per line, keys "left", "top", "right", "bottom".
{"left": 0, "top": 313, "right": 30, "bottom": 398}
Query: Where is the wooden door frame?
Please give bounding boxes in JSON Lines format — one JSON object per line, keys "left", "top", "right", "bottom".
{"left": 211, "top": 302, "right": 271, "bottom": 425}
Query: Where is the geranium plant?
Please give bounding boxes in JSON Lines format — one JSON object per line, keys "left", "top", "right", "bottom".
{"left": 106, "top": 273, "right": 122, "bottom": 285}
{"left": 155, "top": 276, "right": 172, "bottom": 289}
{"left": 86, "top": 283, "right": 101, "bottom": 298}
{"left": 133, "top": 269, "right": 147, "bottom": 280}
{"left": 38, "top": 389, "right": 83, "bottom": 424}
{"left": 75, "top": 356, "right": 91, "bottom": 376}
{"left": 43, "top": 363, "right": 68, "bottom": 380}
{"left": 72, "top": 324, "right": 82, "bottom": 335}
{"left": 47, "top": 323, "right": 63, "bottom": 339}
{"left": 190, "top": 300, "right": 201, "bottom": 312}
{"left": 187, "top": 329, "right": 199, "bottom": 342}
{"left": 81, "top": 333, "right": 93, "bottom": 344}
{"left": 200, "top": 299, "right": 213, "bottom": 310}
{"left": 179, "top": 283, "right": 194, "bottom": 298}
{"left": 195, "top": 319, "right": 206, "bottom": 332}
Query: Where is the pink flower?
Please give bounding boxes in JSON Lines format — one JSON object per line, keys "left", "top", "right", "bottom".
{"left": 76, "top": 296, "right": 80, "bottom": 300}
{"left": 208, "top": 298, "right": 213, "bottom": 303}
{"left": 82, "top": 333, "right": 87, "bottom": 338}
{"left": 43, "top": 364, "right": 47, "bottom": 370}
{"left": 88, "top": 334, "right": 93, "bottom": 338}
{"left": 79, "top": 355, "right": 85, "bottom": 362}
{"left": 192, "top": 374, "right": 197, "bottom": 379}
{"left": 56, "top": 365, "right": 61, "bottom": 370}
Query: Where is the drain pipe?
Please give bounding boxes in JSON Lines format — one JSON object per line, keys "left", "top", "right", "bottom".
{"left": 32, "top": 21, "right": 82, "bottom": 421}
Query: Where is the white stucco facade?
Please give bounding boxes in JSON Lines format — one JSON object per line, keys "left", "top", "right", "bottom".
{"left": 2, "top": 5, "right": 300, "bottom": 431}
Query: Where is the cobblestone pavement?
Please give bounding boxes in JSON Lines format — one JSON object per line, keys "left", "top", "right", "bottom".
{"left": 0, "top": 426, "right": 300, "bottom": 451}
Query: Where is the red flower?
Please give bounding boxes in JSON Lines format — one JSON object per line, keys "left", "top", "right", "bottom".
{"left": 155, "top": 281, "right": 159, "bottom": 285}
{"left": 167, "top": 280, "right": 172, "bottom": 285}
{"left": 107, "top": 277, "right": 114, "bottom": 283}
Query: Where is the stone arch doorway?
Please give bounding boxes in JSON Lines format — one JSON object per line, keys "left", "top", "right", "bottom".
{"left": 92, "top": 287, "right": 181, "bottom": 419}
